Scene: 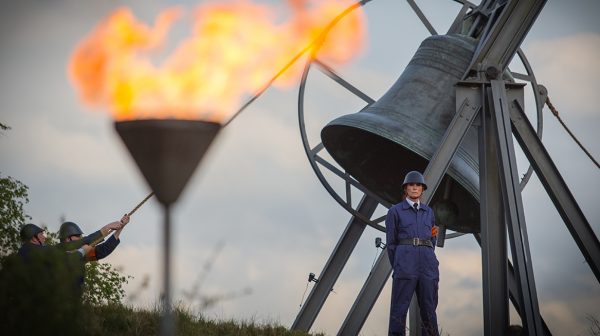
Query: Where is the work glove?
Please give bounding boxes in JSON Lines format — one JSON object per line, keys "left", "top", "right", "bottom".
{"left": 431, "top": 225, "right": 438, "bottom": 237}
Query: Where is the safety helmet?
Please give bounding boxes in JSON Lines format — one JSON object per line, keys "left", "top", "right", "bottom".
{"left": 20, "top": 224, "right": 44, "bottom": 242}
{"left": 402, "top": 171, "right": 427, "bottom": 190}
{"left": 59, "top": 222, "right": 84, "bottom": 242}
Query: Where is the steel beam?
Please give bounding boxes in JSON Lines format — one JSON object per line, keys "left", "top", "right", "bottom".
{"left": 467, "top": 0, "right": 546, "bottom": 74}
{"left": 480, "top": 84, "right": 509, "bottom": 336}
{"left": 473, "top": 234, "right": 553, "bottom": 335}
{"left": 490, "top": 80, "right": 543, "bottom": 335}
{"left": 292, "top": 195, "right": 379, "bottom": 331}
{"left": 509, "top": 100, "right": 600, "bottom": 282}
{"left": 337, "top": 248, "right": 391, "bottom": 335}
{"left": 337, "top": 95, "right": 480, "bottom": 335}
{"left": 507, "top": 262, "right": 552, "bottom": 335}
{"left": 406, "top": 0, "right": 437, "bottom": 36}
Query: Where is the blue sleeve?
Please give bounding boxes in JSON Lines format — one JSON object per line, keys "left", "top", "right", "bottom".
{"left": 385, "top": 208, "right": 398, "bottom": 267}
{"left": 94, "top": 235, "right": 120, "bottom": 260}
{"left": 82, "top": 230, "right": 103, "bottom": 245}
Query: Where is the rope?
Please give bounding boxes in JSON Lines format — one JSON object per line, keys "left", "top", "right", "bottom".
{"left": 545, "top": 96, "right": 600, "bottom": 169}
{"left": 299, "top": 282, "right": 311, "bottom": 308}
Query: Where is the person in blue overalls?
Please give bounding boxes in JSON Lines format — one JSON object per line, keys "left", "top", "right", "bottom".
{"left": 386, "top": 171, "right": 439, "bottom": 336}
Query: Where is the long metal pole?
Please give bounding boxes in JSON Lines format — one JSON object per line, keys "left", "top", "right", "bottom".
{"left": 160, "top": 204, "right": 174, "bottom": 336}
{"left": 292, "top": 195, "right": 379, "bottom": 331}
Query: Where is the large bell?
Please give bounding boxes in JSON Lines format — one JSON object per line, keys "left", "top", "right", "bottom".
{"left": 321, "top": 34, "right": 480, "bottom": 233}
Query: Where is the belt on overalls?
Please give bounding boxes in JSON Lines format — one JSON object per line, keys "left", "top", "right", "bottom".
{"left": 398, "top": 238, "right": 433, "bottom": 247}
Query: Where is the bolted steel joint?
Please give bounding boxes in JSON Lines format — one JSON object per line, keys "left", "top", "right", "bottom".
{"left": 485, "top": 65, "right": 501, "bottom": 80}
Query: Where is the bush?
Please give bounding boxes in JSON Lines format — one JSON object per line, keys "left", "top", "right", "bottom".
{"left": 84, "top": 261, "right": 132, "bottom": 305}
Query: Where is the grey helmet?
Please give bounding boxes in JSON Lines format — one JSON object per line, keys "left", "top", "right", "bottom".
{"left": 402, "top": 171, "right": 427, "bottom": 190}
{"left": 20, "top": 224, "right": 44, "bottom": 242}
{"left": 59, "top": 222, "right": 84, "bottom": 242}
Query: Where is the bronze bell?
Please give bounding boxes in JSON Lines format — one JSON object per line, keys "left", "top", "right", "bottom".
{"left": 321, "top": 34, "right": 480, "bottom": 233}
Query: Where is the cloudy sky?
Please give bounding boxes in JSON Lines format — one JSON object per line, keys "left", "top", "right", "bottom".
{"left": 1, "top": 0, "right": 599, "bottom": 335}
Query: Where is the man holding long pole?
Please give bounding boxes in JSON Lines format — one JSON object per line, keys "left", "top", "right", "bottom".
{"left": 59, "top": 192, "right": 153, "bottom": 261}
{"left": 59, "top": 214, "right": 128, "bottom": 262}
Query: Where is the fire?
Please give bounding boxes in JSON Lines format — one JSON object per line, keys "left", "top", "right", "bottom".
{"left": 68, "top": 0, "right": 366, "bottom": 122}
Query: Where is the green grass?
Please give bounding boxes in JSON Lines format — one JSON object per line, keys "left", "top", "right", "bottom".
{"left": 82, "top": 304, "right": 323, "bottom": 336}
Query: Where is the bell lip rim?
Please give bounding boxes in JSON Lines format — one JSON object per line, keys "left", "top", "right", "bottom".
{"left": 321, "top": 118, "right": 479, "bottom": 199}
{"left": 321, "top": 117, "right": 479, "bottom": 188}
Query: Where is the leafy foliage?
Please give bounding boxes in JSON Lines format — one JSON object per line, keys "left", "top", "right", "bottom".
{"left": 0, "top": 174, "right": 31, "bottom": 258}
{"left": 84, "top": 262, "right": 132, "bottom": 305}
{"left": 0, "top": 239, "right": 86, "bottom": 335}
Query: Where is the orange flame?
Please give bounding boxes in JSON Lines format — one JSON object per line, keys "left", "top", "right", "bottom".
{"left": 68, "top": 0, "right": 366, "bottom": 122}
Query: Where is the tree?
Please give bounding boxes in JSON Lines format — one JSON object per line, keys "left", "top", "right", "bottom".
{"left": 0, "top": 174, "right": 30, "bottom": 258}
{"left": 0, "top": 122, "right": 28, "bottom": 258}
{"left": 83, "top": 262, "right": 131, "bottom": 305}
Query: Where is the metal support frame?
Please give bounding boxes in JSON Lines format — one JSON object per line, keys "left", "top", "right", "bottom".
{"left": 468, "top": 0, "right": 546, "bottom": 74}
{"left": 490, "top": 80, "right": 543, "bottom": 335}
{"left": 293, "top": 1, "right": 564, "bottom": 333}
{"left": 292, "top": 195, "right": 379, "bottom": 331}
{"left": 506, "top": 259, "right": 553, "bottom": 336}
{"left": 337, "top": 94, "right": 480, "bottom": 336}
{"left": 406, "top": 0, "right": 438, "bottom": 36}
{"left": 480, "top": 83, "right": 509, "bottom": 335}
{"left": 334, "top": 80, "right": 575, "bottom": 335}
{"left": 473, "top": 234, "right": 553, "bottom": 336}
{"left": 509, "top": 100, "right": 600, "bottom": 282}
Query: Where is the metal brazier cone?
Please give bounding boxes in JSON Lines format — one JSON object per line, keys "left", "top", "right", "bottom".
{"left": 115, "top": 119, "right": 221, "bottom": 205}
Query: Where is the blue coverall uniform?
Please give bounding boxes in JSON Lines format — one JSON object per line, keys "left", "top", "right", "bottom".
{"left": 386, "top": 199, "right": 439, "bottom": 336}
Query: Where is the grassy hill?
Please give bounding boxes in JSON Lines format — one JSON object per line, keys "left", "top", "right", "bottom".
{"left": 83, "top": 304, "right": 323, "bottom": 336}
